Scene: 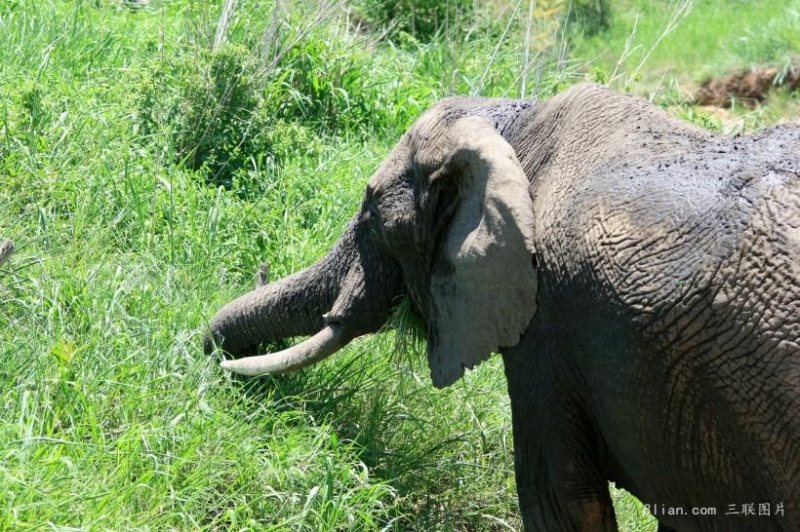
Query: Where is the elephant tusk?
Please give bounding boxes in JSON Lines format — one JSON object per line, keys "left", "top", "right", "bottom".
{"left": 219, "top": 325, "right": 346, "bottom": 376}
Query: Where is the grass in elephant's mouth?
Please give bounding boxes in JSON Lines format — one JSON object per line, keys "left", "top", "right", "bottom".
{"left": 387, "top": 297, "right": 428, "bottom": 366}
{"left": 3, "top": 0, "right": 788, "bottom": 530}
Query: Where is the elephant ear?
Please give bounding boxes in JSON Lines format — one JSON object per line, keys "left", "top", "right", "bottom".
{"left": 428, "top": 116, "right": 537, "bottom": 388}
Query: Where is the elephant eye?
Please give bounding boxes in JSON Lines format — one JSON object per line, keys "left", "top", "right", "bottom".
{"left": 365, "top": 203, "right": 380, "bottom": 220}
{"left": 432, "top": 181, "right": 459, "bottom": 236}
{"left": 361, "top": 202, "right": 382, "bottom": 233}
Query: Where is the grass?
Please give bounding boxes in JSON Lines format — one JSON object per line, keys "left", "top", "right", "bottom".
{"left": 0, "top": 0, "right": 795, "bottom": 530}
{"left": 0, "top": 2, "right": 524, "bottom": 528}
{"left": 568, "top": 0, "right": 800, "bottom": 130}
{"left": 571, "top": 0, "right": 800, "bottom": 84}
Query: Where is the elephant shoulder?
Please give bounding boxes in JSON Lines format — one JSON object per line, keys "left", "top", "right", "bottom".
{"left": 568, "top": 140, "right": 799, "bottom": 336}
{"left": 538, "top": 147, "right": 767, "bottom": 306}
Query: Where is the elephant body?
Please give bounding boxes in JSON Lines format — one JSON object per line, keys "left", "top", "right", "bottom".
{"left": 207, "top": 84, "right": 800, "bottom": 531}
{"left": 503, "top": 91, "right": 799, "bottom": 529}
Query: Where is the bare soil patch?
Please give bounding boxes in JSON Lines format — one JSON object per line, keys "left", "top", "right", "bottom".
{"left": 695, "top": 65, "right": 800, "bottom": 108}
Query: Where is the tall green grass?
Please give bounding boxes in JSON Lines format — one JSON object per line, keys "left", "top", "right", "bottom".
{"left": 0, "top": 1, "right": 555, "bottom": 529}
{"left": 3, "top": 0, "right": 790, "bottom": 530}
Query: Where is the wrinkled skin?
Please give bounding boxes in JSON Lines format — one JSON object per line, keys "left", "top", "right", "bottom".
{"left": 206, "top": 84, "right": 800, "bottom": 532}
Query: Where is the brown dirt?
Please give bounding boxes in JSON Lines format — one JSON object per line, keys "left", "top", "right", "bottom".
{"left": 695, "top": 65, "right": 800, "bottom": 108}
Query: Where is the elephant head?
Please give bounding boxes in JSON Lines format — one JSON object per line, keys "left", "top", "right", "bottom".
{"left": 205, "top": 100, "right": 539, "bottom": 387}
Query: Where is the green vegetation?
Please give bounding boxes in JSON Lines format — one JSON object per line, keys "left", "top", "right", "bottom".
{"left": 0, "top": 0, "right": 795, "bottom": 530}
{"left": 571, "top": 0, "right": 800, "bottom": 77}
{"left": 570, "top": 0, "right": 799, "bottom": 132}
{"left": 571, "top": 0, "right": 800, "bottom": 93}
{"left": 356, "top": 0, "right": 474, "bottom": 43}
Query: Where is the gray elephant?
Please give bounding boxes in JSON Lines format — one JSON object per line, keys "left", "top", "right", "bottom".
{"left": 205, "top": 83, "right": 799, "bottom": 532}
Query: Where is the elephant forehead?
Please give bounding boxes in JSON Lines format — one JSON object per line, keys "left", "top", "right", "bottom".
{"left": 363, "top": 109, "right": 451, "bottom": 193}
{"left": 405, "top": 100, "right": 518, "bottom": 170}
{"left": 407, "top": 108, "right": 449, "bottom": 170}
{"left": 367, "top": 97, "right": 534, "bottom": 193}
{"left": 367, "top": 142, "right": 413, "bottom": 192}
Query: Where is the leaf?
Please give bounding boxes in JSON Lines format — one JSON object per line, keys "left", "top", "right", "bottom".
{"left": 50, "top": 339, "right": 77, "bottom": 365}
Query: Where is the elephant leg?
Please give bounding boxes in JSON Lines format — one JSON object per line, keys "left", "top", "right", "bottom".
{"left": 513, "top": 421, "right": 617, "bottom": 530}
{"left": 504, "top": 352, "right": 618, "bottom": 532}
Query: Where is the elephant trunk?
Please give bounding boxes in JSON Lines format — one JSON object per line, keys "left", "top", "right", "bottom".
{"left": 204, "top": 223, "right": 358, "bottom": 356}
{"left": 203, "top": 267, "right": 332, "bottom": 355}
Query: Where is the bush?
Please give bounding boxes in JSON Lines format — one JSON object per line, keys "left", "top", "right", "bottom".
{"left": 566, "top": 0, "right": 610, "bottom": 36}
{"left": 263, "top": 36, "right": 392, "bottom": 134}
{"left": 358, "top": 0, "right": 474, "bottom": 43}
{"left": 136, "top": 44, "right": 272, "bottom": 189}
{"left": 136, "top": 34, "right": 395, "bottom": 191}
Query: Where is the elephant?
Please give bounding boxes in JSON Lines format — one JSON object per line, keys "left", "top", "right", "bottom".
{"left": 205, "top": 83, "right": 800, "bottom": 532}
